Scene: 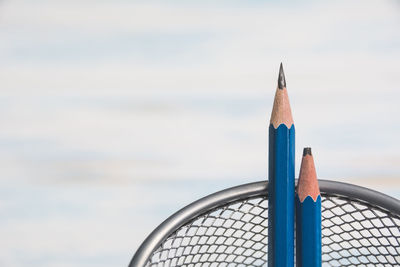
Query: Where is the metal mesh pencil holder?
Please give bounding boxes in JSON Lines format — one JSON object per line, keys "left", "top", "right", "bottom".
{"left": 129, "top": 180, "right": 400, "bottom": 267}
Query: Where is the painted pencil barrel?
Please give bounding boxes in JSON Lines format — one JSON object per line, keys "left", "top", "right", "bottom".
{"left": 295, "top": 195, "right": 321, "bottom": 267}
{"left": 268, "top": 124, "right": 295, "bottom": 267}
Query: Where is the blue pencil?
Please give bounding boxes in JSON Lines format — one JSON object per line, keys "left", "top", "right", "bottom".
{"left": 268, "top": 63, "right": 295, "bottom": 267}
{"left": 296, "top": 147, "right": 321, "bottom": 267}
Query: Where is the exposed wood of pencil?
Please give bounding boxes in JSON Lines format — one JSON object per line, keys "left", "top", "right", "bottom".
{"left": 270, "top": 63, "right": 294, "bottom": 129}
{"left": 297, "top": 148, "right": 320, "bottom": 202}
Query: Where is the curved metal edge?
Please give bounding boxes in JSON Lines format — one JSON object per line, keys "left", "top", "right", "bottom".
{"left": 319, "top": 179, "right": 400, "bottom": 215}
{"left": 128, "top": 179, "right": 400, "bottom": 267}
{"left": 128, "top": 181, "right": 267, "bottom": 267}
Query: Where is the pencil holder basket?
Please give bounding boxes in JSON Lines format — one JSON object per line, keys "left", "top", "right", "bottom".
{"left": 129, "top": 180, "right": 400, "bottom": 267}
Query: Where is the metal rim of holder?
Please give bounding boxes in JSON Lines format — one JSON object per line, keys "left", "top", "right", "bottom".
{"left": 129, "top": 179, "right": 400, "bottom": 267}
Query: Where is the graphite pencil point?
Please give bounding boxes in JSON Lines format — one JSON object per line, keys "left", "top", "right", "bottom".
{"left": 278, "top": 63, "right": 286, "bottom": 89}
{"left": 303, "top": 147, "right": 312, "bottom": 156}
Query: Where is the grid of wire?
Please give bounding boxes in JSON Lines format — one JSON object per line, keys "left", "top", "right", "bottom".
{"left": 145, "top": 193, "right": 400, "bottom": 266}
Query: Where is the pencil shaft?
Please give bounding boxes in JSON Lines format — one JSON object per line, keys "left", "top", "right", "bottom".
{"left": 295, "top": 195, "right": 321, "bottom": 267}
{"left": 268, "top": 124, "right": 295, "bottom": 267}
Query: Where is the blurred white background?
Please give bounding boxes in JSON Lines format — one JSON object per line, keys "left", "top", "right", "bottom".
{"left": 0, "top": 0, "right": 399, "bottom": 266}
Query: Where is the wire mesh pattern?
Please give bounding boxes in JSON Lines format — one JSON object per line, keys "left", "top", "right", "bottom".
{"left": 145, "top": 193, "right": 400, "bottom": 266}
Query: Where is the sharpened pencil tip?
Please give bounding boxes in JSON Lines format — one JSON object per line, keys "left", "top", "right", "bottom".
{"left": 303, "top": 147, "right": 312, "bottom": 156}
{"left": 298, "top": 148, "right": 320, "bottom": 201}
{"left": 278, "top": 63, "right": 286, "bottom": 89}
